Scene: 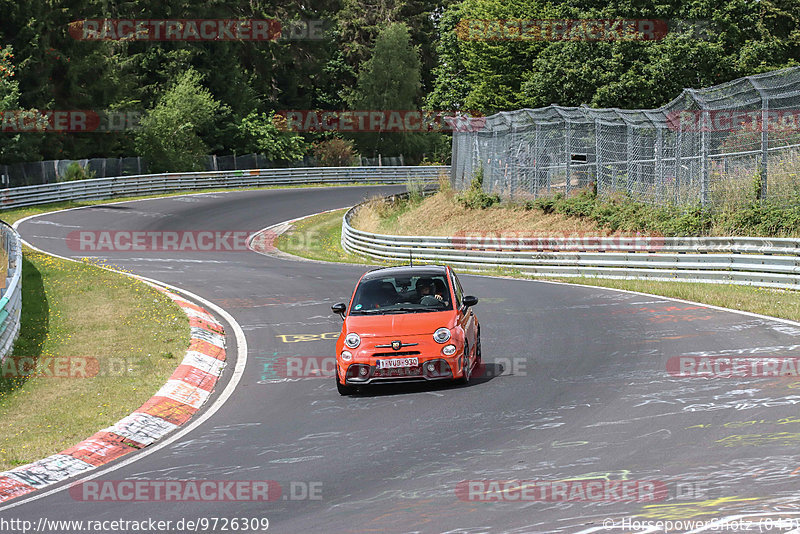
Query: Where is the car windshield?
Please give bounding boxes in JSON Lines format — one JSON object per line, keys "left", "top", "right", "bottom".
{"left": 349, "top": 274, "right": 453, "bottom": 314}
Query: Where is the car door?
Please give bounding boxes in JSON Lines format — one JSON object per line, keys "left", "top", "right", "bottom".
{"left": 450, "top": 269, "right": 477, "bottom": 361}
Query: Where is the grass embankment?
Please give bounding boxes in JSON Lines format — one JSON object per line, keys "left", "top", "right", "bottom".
{"left": 354, "top": 173, "right": 800, "bottom": 238}
{"left": 276, "top": 180, "right": 800, "bottom": 324}
{"left": 351, "top": 188, "right": 616, "bottom": 237}
{"left": 275, "top": 208, "right": 394, "bottom": 265}
{"left": 0, "top": 196, "right": 193, "bottom": 471}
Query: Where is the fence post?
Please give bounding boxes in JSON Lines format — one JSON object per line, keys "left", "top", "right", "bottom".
{"left": 595, "top": 119, "right": 602, "bottom": 198}
{"left": 535, "top": 124, "right": 542, "bottom": 197}
{"left": 450, "top": 131, "right": 458, "bottom": 189}
{"left": 655, "top": 126, "right": 664, "bottom": 201}
{"left": 565, "top": 121, "right": 572, "bottom": 196}
{"left": 700, "top": 109, "right": 709, "bottom": 205}
{"left": 760, "top": 95, "right": 769, "bottom": 200}
{"left": 490, "top": 130, "right": 498, "bottom": 193}
{"left": 626, "top": 124, "right": 634, "bottom": 195}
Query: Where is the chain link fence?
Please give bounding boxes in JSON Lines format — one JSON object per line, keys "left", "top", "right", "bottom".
{"left": 450, "top": 66, "right": 800, "bottom": 206}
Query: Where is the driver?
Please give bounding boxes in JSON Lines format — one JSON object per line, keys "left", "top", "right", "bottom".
{"left": 416, "top": 278, "right": 443, "bottom": 305}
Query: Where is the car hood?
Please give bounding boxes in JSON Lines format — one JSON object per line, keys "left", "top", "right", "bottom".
{"left": 345, "top": 311, "right": 454, "bottom": 337}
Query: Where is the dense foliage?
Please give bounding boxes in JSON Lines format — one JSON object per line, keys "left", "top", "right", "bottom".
{"left": 0, "top": 0, "right": 797, "bottom": 170}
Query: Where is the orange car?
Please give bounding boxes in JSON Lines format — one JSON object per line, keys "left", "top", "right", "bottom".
{"left": 331, "top": 265, "right": 480, "bottom": 395}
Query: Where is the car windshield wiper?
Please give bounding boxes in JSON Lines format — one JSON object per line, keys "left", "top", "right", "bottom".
{"left": 350, "top": 307, "right": 440, "bottom": 315}
{"left": 381, "top": 307, "right": 438, "bottom": 314}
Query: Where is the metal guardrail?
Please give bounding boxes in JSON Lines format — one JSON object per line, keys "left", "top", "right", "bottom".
{"left": 0, "top": 222, "right": 22, "bottom": 363}
{"left": 342, "top": 202, "right": 800, "bottom": 290}
{"left": 0, "top": 166, "right": 446, "bottom": 210}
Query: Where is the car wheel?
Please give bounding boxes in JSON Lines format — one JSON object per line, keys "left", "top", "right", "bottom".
{"left": 456, "top": 344, "right": 470, "bottom": 386}
{"left": 336, "top": 368, "right": 356, "bottom": 396}
{"left": 475, "top": 332, "right": 482, "bottom": 365}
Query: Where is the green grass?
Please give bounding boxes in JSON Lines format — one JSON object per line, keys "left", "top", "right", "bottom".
{"left": 275, "top": 208, "right": 395, "bottom": 265}
{"left": 0, "top": 248, "right": 189, "bottom": 470}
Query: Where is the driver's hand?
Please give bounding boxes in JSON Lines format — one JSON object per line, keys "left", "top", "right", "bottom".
{"left": 435, "top": 295, "right": 443, "bottom": 300}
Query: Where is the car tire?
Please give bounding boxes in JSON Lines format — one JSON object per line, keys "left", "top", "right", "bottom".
{"left": 475, "top": 332, "right": 482, "bottom": 365}
{"left": 336, "top": 368, "right": 356, "bottom": 396}
{"left": 455, "top": 344, "right": 470, "bottom": 386}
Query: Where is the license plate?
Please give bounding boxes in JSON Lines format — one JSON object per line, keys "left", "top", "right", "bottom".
{"left": 377, "top": 357, "right": 419, "bottom": 369}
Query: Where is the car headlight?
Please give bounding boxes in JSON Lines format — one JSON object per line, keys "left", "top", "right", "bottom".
{"left": 442, "top": 344, "right": 456, "bottom": 356}
{"left": 433, "top": 327, "right": 451, "bottom": 344}
{"left": 341, "top": 350, "right": 352, "bottom": 362}
{"left": 344, "top": 333, "right": 361, "bottom": 349}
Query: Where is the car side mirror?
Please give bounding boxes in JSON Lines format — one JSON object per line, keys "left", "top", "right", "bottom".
{"left": 331, "top": 302, "right": 347, "bottom": 320}
{"left": 462, "top": 295, "right": 478, "bottom": 308}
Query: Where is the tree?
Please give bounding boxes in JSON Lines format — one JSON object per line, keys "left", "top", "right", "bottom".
{"left": 348, "top": 22, "right": 428, "bottom": 158}
{"left": 429, "top": 0, "right": 800, "bottom": 113}
{"left": 336, "top": 0, "right": 447, "bottom": 95}
{"left": 0, "top": 45, "right": 41, "bottom": 164}
{"left": 349, "top": 22, "right": 421, "bottom": 111}
{"left": 135, "top": 69, "right": 220, "bottom": 173}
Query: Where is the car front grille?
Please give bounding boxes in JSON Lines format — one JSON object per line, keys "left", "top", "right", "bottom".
{"left": 371, "top": 351, "right": 421, "bottom": 358}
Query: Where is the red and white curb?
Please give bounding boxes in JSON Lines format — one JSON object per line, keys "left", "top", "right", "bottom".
{"left": 0, "top": 285, "right": 226, "bottom": 503}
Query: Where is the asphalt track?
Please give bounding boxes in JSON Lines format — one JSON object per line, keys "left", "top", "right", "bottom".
{"left": 4, "top": 185, "right": 800, "bottom": 533}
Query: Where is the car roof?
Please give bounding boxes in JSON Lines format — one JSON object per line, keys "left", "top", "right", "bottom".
{"left": 361, "top": 265, "right": 448, "bottom": 281}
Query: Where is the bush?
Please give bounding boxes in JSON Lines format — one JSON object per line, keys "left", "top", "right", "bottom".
{"left": 406, "top": 177, "right": 425, "bottom": 203}
{"left": 60, "top": 162, "right": 96, "bottom": 182}
{"left": 457, "top": 167, "right": 500, "bottom": 209}
{"left": 313, "top": 138, "right": 358, "bottom": 167}
{"left": 237, "top": 112, "right": 307, "bottom": 163}
{"left": 522, "top": 186, "right": 716, "bottom": 236}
